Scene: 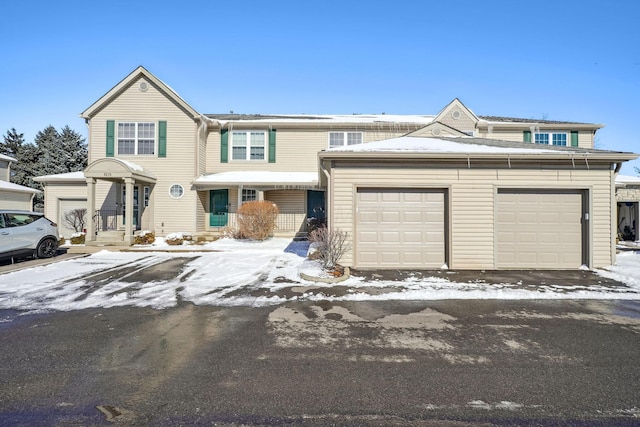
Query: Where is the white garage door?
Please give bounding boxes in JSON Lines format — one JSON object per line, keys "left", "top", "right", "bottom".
{"left": 58, "top": 199, "right": 88, "bottom": 238}
{"left": 496, "top": 190, "right": 583, "bottom": 269}
{"left": 356, "top": 189, "right": 446, "bottom": 268}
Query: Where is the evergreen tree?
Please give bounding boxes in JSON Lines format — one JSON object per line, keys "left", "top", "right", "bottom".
{"left": 34, "top": 125, "right": 65, "bottom": 177}
{"left": 2, "top": 125, "right": 88, "bottom": 208}
{"left": 0, "top": 128, "right": 25, "bottom": 159}
{"left": 58, "top": 125, "right": 88, "bottom": 172}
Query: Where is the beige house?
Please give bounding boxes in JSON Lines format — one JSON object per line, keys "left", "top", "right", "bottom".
{"left": 35, "top": 66, "right": 638, "bottom": 269}
{"left": 0, "top": 153, "right": 39, "bottom": 210}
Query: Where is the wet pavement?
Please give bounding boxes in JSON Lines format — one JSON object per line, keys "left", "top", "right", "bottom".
{"left": 0, "top": 299, "right": 639, "bottom": 425}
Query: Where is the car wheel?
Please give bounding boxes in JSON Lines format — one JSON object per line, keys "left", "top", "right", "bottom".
{"left": 36, "top": 238, "right": 58, "bottom": 259}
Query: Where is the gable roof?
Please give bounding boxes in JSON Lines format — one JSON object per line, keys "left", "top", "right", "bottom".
{"left": 320, "top": 135, "right": 637, "bottom": 162}
{"left": 0, "top": 153, "right": 17, "bottom": 162}
{"left": 80, "top": 66, "right": 200, "bottom": 120}
{"left": 434, "top": 98, "right": 480, "bottom": 122}
{"left": 0, "top": 180, "right": 40, "bottom": 194}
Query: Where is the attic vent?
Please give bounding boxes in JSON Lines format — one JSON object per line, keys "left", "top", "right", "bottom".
{"left": 139, "top": 81, "right": 149, "bottom": 92}
{"left": 432, "top": 128, "right": 442, "bottom": 136}
{"left": 451, "top": 110, "right": 461, "bottom": 120}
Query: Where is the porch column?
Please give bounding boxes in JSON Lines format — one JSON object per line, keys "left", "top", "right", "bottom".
{"left": 124, "top": 177, "right": 134, "bottom": 243}
{"left": 86, "top": 177, "right": 96, "bottom": 242}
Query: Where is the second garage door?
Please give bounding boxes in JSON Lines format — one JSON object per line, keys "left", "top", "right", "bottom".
{"left": 496, "top": 189, "right": 584, "bottom": 269}
{"left": 356, "top": 189, "right": 446, "bottom": 268}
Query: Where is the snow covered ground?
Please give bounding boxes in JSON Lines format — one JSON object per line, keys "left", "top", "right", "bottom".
{"left": 0, "top": 237, "right": 639, "bottom": 312}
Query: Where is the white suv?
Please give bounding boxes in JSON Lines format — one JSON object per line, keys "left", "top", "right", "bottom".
{"left": 0, "top": 210, "right": 60, "bottom": 260}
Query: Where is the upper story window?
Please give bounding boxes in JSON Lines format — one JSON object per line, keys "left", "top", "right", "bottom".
{"left": 232, "top": 131, "right": 266, "bottom": 161}
{"left": 535, "top": 132, "right": 567, "bottom": 146}
{"left": 118, "top": 122, "right": 156, "bottom": 155}
{"left": 329, "top": 131, "right": 363, "bottom": 148}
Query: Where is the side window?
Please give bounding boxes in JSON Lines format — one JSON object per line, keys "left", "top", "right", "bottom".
{"left": 0, "top": 214, "right": 5, "bottom": 229}
{"left": 4, "top": 213, "right": 36, "bottom": 227}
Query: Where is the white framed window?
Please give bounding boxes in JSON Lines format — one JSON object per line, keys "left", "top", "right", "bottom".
{"left": 328, "top": 131, "right": 363, "bottom": 148}
{"left": 143, "top": 186, "right": 150, "bottom": 207}
{"left": 242, "top": 189, "right": 257, "bottom": 202}
{"left": 169, "top": 184, "right": 184, "bottom": 199}
{"left": 535, "top": 132, "right": 567, "bottom": 146}
{"left": 231, "top": 131, "right": 266, "bottom": 161}
{"left": 117, "top": 122, "right": 156, "bottom": 155}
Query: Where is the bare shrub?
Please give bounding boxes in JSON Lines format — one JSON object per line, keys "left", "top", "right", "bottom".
{"left": 70, "top": 232, "right": 85, "bottom": 245}
{"left": 134, "top": 230, "right": 155, "bottom": 245}
{"left": 165, "top": 233, "right": 184, "bottom": 246}
{"left": 308, "top": 226, "right": 350, "bottom": 269}
{"left": 64, "top": 208, "right": 87, "bottom": 232}
{"left": 237, "top": 201, "right": 279, "bottom": 241}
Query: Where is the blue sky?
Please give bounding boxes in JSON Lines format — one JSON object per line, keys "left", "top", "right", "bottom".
{"left": 1, "top": 0, "right": 638, "bottom": 174}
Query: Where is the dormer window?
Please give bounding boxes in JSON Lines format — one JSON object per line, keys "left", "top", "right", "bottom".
{"left": 535, "top": 132, "right": 567, "bottom": 146}
{"left": 329, "top": 131, "right": 363, "bottom": 148}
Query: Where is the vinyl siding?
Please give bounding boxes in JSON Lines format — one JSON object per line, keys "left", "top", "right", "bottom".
{"left": 330, "top": 164, "right": 613, "bottom": 269}
{"left": 205, "top": 127, "right": 411, "bottom": 174}
{"left": 88, "top": 77, "right": 198, "bottom": 236}
{"left": 264, "top": 190, "right": 305, "bottom": 213}
{"left": 0, "top": 191, "right": 32, "bottom": 210}
{"left": 478, "top": 129, "right": 594, "bottom": 149}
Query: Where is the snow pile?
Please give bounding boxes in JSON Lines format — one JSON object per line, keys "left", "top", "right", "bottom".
{"left": 0, "top": 238, "right": 638, "bottom": 312}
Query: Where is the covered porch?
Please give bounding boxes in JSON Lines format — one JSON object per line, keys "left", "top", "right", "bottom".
{"left": 84, "top": 158, "right": 156, "bottom": 245}
{"left": 193, "top": 171, "right": 324, "bottom": 238}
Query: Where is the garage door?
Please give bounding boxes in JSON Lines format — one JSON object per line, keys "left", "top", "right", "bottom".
{"left": 58, "top": 199, "right": 88, "bottom": 238}
{"left": 356, "top": 189, "right": 446, "bottom": 268}
{"left": 496, "top": 190, "right": 583, "bottom": 269}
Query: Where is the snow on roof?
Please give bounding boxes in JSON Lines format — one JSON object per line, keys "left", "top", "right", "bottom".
{"left": 0, "top": 153, "right": 17, "bottom": 162}
{"left": 616, "top": 174, "right": 640, "bottom": 185}
{"left": 0, "top": 180, "right": 40, "bottom": 193}
{"left": 33, "top": 171, "right": 85, "bottom": 182}
{"left": 118, "top": 159, "right": 144, "bottom": 172}
{"left": 194, "top": 171, "right": 318, "bottom": 185}
{"left": 327, "top": 136, "right": 562, "bottom": 154}
{"left": 206, "top": 114, "right": 435, "bottom": 126}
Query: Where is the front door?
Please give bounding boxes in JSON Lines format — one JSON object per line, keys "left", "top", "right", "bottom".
{"left": 307, "top": 190, "right": 325, "bottom": 222}
{"left": 210, "top": 189, "right": 229, "bottom": 227}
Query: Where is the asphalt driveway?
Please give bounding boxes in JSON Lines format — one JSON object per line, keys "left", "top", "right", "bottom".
{"left": 0, "top": 299, "right": 639, "bottom": 425}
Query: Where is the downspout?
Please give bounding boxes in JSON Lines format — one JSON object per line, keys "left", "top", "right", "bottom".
{"left": 614, "top": 162, "right": 622, "bottom": 174}
{"left": 320, "top": 159, "right": 331, "bottom": 228}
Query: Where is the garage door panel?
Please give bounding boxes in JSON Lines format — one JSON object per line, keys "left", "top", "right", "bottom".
{"left": 381, "top": 211, "right": 401, "bottom": 222}
{"left": 356, "top": 189, "right": 445, "bottom": 268}
{"left": 496, "top": 190, "right": 582, "bottom": 269}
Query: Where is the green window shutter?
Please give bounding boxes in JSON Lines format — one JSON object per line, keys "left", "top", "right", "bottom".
{"left": 523, "top": 130, "right": 531, "bottom": 143}
{"left": 158, "top": 121, "right": 167, "bottom": 157}
{"left": 268, "top": 129, "right": 276, "bottom": 163}
{"left": 106, "top": 120, "right": 115, "bottom": 157}
{"left": 220, "top": 129, "right": 228, "bottom": 163}
{"left": 570, "top": 130, "right": 579, "bottom": 147}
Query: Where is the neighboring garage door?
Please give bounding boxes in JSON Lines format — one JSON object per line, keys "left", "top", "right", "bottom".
{"left": 496, "top": 189, "right": 583, "bottom": 269}
{"left": 58, "top": 198, "right": 88, "bottom": 238}
{"left": 356, "top": 189, "right": 446, "bottom": 268}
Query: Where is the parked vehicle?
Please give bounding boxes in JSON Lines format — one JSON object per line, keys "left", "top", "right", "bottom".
{"left": 0, "top": 210, "right": 60, "bottom": 260}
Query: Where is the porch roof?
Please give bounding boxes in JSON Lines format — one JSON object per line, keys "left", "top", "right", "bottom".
{"left": 84, "top": 158, "right": 156, "bottom": 183}
{"left": 193, "top": 171, "right": 319, "bottom": 189}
